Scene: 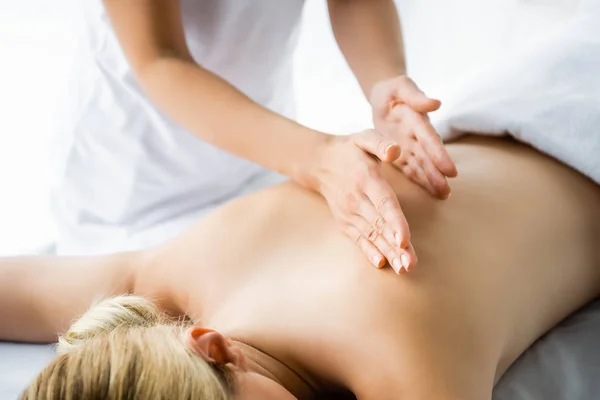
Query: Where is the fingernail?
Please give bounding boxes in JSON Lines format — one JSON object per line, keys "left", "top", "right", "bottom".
{"left": 392, "top": 258, "right": 402, "bottom": 274}
{"left": 372, "top": 255, "right": 382, "bottom": 267}
{"left": 401, "top": 254, "right": 410, "bottom": 271}
{"left": 395, "top": 233, "right": 402, "bottom": 247}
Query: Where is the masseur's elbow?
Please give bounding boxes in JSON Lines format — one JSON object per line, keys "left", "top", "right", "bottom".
{"left": 133, "top": 50, "right": 194, "bottom": 87}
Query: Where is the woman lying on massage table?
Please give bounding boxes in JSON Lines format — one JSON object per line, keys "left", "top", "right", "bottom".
{"left": 1, "top": 135, "right": 599, "bottom": 400}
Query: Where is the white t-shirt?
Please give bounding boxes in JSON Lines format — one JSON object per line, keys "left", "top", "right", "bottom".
{"left": 51, "top": 0, "right": 303, "bottom": 254}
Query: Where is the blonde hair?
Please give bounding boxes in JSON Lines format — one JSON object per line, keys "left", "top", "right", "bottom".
{"left": 22, "top": 296, "right": 234, "bottom": 400}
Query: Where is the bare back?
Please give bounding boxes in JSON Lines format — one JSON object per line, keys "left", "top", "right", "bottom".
{"left": 139, "top": 136, "right": 600, "bottom": 398}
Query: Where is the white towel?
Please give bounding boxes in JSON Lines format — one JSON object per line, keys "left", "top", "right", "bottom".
{"left": 434, "top": 0, "right": 600, "bottom": 184}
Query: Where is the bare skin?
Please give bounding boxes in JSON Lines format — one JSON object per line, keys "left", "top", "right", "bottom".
{"left": 1, "top": 136, "right": 599, "bottom": 399}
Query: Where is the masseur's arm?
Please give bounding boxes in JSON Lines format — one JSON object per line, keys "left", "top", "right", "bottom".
{"left": 328, "top": 0, "right": 406, "bottom": 98}
{"left": 328, "top": 0, "right": 458, "bottom": 198}
{"left": 101, "top": 0, "right": 417, "bottom": 272}
{"left": 0, "top": 255, "right": 134, "bottom": 343}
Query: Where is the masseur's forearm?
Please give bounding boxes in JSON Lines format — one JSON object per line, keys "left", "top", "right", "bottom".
{"left": 136, "top": 57, "right": 324, "bottom": 186}
{"left": 328, "top": 0, "right": 407, "bottom": 98}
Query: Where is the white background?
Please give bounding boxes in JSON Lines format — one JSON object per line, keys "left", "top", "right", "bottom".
{"left": 0, "top": 0, "right": 576, "bottom": 254}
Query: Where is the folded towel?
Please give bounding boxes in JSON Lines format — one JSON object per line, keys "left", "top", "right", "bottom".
{"left": 434, "top": 0, "right": 600, "bottom": 184}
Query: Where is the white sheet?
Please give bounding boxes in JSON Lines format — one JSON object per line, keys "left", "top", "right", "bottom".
{"left": 0, "top": 343, "right": 55, "bottom": 399}
{"left": 434, "top": 0, "right": 600, "bottom": 184}
{"left": 494, "top": 299, "right": 600, "bottom": 400}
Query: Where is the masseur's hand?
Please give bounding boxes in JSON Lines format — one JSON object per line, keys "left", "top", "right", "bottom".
{"left": 311, "top": 130, "right": 416, "bottom": 273}
{"left": 371, "top": 76, "right": 458, "bottom": 199}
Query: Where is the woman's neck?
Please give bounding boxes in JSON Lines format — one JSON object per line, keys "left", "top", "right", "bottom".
{"left": 232, "top": 340, "right": 319, "bottom": 399}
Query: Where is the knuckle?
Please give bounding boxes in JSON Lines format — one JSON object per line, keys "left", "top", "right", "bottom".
{"left": 414, "top": 152, "right": 426, "bottom": 165}
{"left": 404, "top": 167, "right": 416, "bottom": 179}
{"left": 412, "top": 167, "right": 424, "bottom": 181}
{"left": 353, "top": 232, "right": 363, "bottom": 245}
{"left": 367, "top": 229, "right": 379, "bottom": 243}
{"left": 374, "top": 216, "right": 386, "bottom": 232}
{"left": 374, "top": 196, "right": 390, "bottom": 211}
{"left": 341, "top": 223, "right": 361, "bottom": 241}
{"left": 364, "top": 227, "right": 379, "bottom": 242}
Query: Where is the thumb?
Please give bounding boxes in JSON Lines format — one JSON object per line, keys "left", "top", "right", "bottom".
{"left": 353, "top": 130, "right": 400, "bottom": 163}
{"left": 394, "top": 77, "right": 441, "bottom": 113}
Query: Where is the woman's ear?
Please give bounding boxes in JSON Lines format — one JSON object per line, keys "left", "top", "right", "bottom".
{"left": 185, "top": 327, "right": 246, "bottom": 369}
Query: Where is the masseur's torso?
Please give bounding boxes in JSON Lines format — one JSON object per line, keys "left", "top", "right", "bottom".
{"left": 138, "top": 137, "right": 600, "bottom": 399}
{"left": 51, "top": 0, "right": 303, "bottom": 255}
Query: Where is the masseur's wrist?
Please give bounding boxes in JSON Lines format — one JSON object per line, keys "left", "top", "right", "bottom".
{"left": 366, "top": 68, "right": 407, "bottom": 105}
{"left": 287, "top": 130, "right": 333, "bottom": 194}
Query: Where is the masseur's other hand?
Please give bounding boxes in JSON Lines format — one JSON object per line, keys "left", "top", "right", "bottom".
{"left": 311, "top": 130, "right": 416, "bottom": 273}
{"left": 371, "top": 75, "right": 458, "bottom": 199}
